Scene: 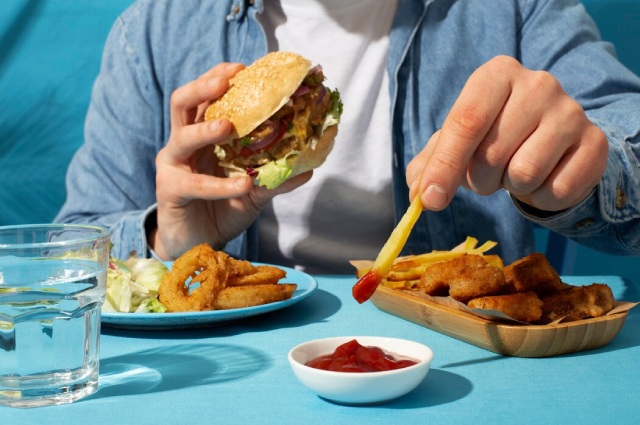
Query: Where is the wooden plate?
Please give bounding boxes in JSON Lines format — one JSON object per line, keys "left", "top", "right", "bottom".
{"left": 370, "top": 285, "right": 628, "bottom": 358}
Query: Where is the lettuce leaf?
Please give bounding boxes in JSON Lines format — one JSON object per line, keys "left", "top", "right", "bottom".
{"left": 104, "top": 257, "right": 168, "bottom": 313}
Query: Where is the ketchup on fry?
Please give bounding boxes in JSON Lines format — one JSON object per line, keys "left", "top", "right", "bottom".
{"left": 305, "top": 339, "right": 418, "bottom": 372}
{"left": 352, "top": 269, "right": 381, "bottom": 304}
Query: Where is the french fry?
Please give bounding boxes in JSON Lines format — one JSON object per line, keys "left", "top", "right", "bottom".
{"left": 393, "top": 251, "right": 466, "bottom": 270}
{"left": 483, "top": 254, "right": 504, "bottom": 268}
{"left": 351, "top": 236, "right": 501, "bottom": 292}
{"left": 352, "top": 196, "right": 423, "bottom": 303}
{"left": 382, "top": 279, "right": 421, "bottom": 290}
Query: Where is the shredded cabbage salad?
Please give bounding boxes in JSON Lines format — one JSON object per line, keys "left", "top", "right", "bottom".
{"left": 103, "top": 257, "right": 169, "bottom": 313}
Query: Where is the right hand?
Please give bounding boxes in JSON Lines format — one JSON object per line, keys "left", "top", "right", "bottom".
{"left": 152, "top": 62, "right": 312, "bottom": 260}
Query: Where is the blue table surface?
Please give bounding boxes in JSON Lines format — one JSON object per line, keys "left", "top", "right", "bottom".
{"left": 3, "top": 275, "right": 639, "bottom": 425}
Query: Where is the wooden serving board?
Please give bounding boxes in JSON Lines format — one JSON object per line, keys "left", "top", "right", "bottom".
{"left": 370, "top": 285, "right": 628, "bottom": 358}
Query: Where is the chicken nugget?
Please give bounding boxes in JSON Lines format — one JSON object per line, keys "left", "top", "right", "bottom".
{"left": 467, "top": 291, "right": 543, "bottom": 323}
{"left": 539, "top": 283, "right": 615, "bottom": 323}
{"left": 420, "top": 254, "right": 506, "bottom": 303}
{"left": 503, "top": 252, "right": 565, "bottom": 296}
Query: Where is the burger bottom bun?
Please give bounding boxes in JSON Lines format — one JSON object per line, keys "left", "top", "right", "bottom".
{"left": 225, "top": 125, "right": 338, "bottom": 186}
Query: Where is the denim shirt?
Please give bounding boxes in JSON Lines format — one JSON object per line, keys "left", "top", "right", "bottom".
{"left": 55, "top": 0, "right": 640, "bottom": 264}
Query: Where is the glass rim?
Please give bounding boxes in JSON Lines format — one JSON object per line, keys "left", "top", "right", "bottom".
{"left": 0, "top": 223, "right": 110, "bottom": 249}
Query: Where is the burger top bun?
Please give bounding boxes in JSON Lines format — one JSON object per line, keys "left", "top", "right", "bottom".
{"left": 204, "top": 51, "right": 312, "bottom": 138}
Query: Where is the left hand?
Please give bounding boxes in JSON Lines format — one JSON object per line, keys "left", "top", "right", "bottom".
{"left": 152, "top": 62, "right": 312, "bottom": 260}
{"left": 406, "top": 55, "right": 608, "bottom": 213}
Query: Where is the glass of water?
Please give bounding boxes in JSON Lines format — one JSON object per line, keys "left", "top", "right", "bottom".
{"left": 0, "top": 224, "right": 110, "bottom": 408}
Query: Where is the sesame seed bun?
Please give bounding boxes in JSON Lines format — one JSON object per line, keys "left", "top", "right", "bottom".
{"left": 204, "top": 51, "right": 312, "bottom": 138}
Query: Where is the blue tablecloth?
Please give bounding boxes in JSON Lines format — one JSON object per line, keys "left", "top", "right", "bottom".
{"left": 3, "top": 275, "right": 639, "bottom": 424}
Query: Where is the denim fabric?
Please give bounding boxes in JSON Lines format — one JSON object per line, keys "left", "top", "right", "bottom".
{"left": 55, "top": 0, "right": 640, "bottom": 263}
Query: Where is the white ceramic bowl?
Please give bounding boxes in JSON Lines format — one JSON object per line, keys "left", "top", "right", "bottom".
{"left": 288, "top": 336, "right": 433, "bottom": 405}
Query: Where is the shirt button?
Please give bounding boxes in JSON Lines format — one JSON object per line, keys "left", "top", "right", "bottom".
{"left": 615, "top": 187, "right": 627, "bottom": 209}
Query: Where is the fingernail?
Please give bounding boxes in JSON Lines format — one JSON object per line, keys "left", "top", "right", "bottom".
{"left": 236, "top": 177, "right": 250, "bottom": 189}
{"left": 210, "top": 120, "right": 221, "bottom": 132}
{"left": 409, "top": 180, "right": 418, "bottom": 197}
{"left": 423, "top": 184, "right": 448, "bottom": 210}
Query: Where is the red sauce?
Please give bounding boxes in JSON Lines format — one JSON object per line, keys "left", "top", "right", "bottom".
{"left": 305, "top": 339, "right": 418, "bottom": 372}
{"left": 352, "top": 269, "right": 381, "bottom": 304}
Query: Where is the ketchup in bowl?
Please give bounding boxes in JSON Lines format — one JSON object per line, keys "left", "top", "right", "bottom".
{"left": 305, "top": 339, "right": 418, "bottom": 372}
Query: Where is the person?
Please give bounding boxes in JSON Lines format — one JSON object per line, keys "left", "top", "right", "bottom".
{"left": 55, "top": 0, "right": 640, "bottom": 274}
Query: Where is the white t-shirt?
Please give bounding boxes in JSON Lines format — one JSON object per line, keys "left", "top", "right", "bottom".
{"left": 258, "top": 0, "right": 398, "bottom": 273}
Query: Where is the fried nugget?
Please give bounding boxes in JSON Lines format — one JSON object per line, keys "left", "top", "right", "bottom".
{"left": 420, "top": 254, "right": 506, "bottom": 303}
{"left": 539, "top": 283, "right": 615, "bottom": 323}
{"left": 503, "top": 252, "right": 565, "bottom": 296}
{"left": 467, "top": 291, "right": 543, "bottom": 323}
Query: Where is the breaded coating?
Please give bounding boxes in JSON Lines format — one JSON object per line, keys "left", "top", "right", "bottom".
{"left": 214, "top": 284, "right": 297, "bottom": 309}
{"left": 503, "top": 252, "right": 565, "bottom": 296}
{"left": 227, "top": 265, "right": 287, "bottom": 286}
{"left": 420, "top": 254, "right": 506, "bottom": 303}
{"left": 467, "top": 291, "right": 543, "bottom": 323}
{"left": 540, "top": 283, "right": 615, "bottom": 324}
{"left": 159, "top": 243, "right": 294, "bottom": 312}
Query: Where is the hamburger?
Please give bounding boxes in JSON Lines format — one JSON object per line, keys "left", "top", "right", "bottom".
{"left": 204, "top": 51, "right": 343, "bottom": 189}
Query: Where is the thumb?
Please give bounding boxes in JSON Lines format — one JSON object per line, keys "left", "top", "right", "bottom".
{"left": 250, "top": 171, "right": 313, "bottom": 208}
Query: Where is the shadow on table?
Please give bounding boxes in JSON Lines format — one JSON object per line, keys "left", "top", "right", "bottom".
{"left": 84, "top": 343, "right": 267, "bottom": 401}
{"left": 319, "top": 369, "right": 473, "bottom": 409}
{"left": 101, "top": 288, "right": 341, "bottom": 339}
{"left": 392, "top": 369, "right": 472, "bottom": 408}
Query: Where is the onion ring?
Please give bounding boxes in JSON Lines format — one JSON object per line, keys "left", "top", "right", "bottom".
{"left": 158, "top": 244, "right": 227, "bottom": 312}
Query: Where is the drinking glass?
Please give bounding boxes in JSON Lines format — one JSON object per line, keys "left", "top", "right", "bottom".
{"left": 0, "top": 224, "right": 110, "bottom": 408}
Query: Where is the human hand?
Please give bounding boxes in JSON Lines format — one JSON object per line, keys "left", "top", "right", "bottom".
{"left": 406, "top": 55, "right": 608, "bottom": 213}
{"left": 152, "top": 62, "right": 312, "bottom": 260}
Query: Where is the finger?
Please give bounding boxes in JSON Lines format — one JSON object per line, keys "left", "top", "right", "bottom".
{"left": 158, "top": 167, "right": 254, "bottom": 202}
{"left": 467, "top": 71, "right": 558, "bottom": 195}
{"left": 504, "top": 91, "right": 590, "bottom": 196}
{"left": 272, "top": 171, "right": 313, "bottom": 194}
{"left": 170, "top": 62, "right": 244, "bottom": 129}
{"left": 163, "top": 118, "right": 233, "bottom": 163}
{"left": 502, "top": 125, "right": 565, "bottom": 196}
{"left": 514, "top": 124, "right": 607, "bottom": 210}
{"left": 418, "top": 56, "right": 517, "bottom": 210}
{"left": 249, "top": 171, "right": 313, "bottom": 209}
{"left": 406, "top": 131, "right": 439, "bottom": 199}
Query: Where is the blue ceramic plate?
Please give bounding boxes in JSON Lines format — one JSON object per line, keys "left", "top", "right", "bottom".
{"left": 101, "top": 264, "right": 318, "bottom": 330}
